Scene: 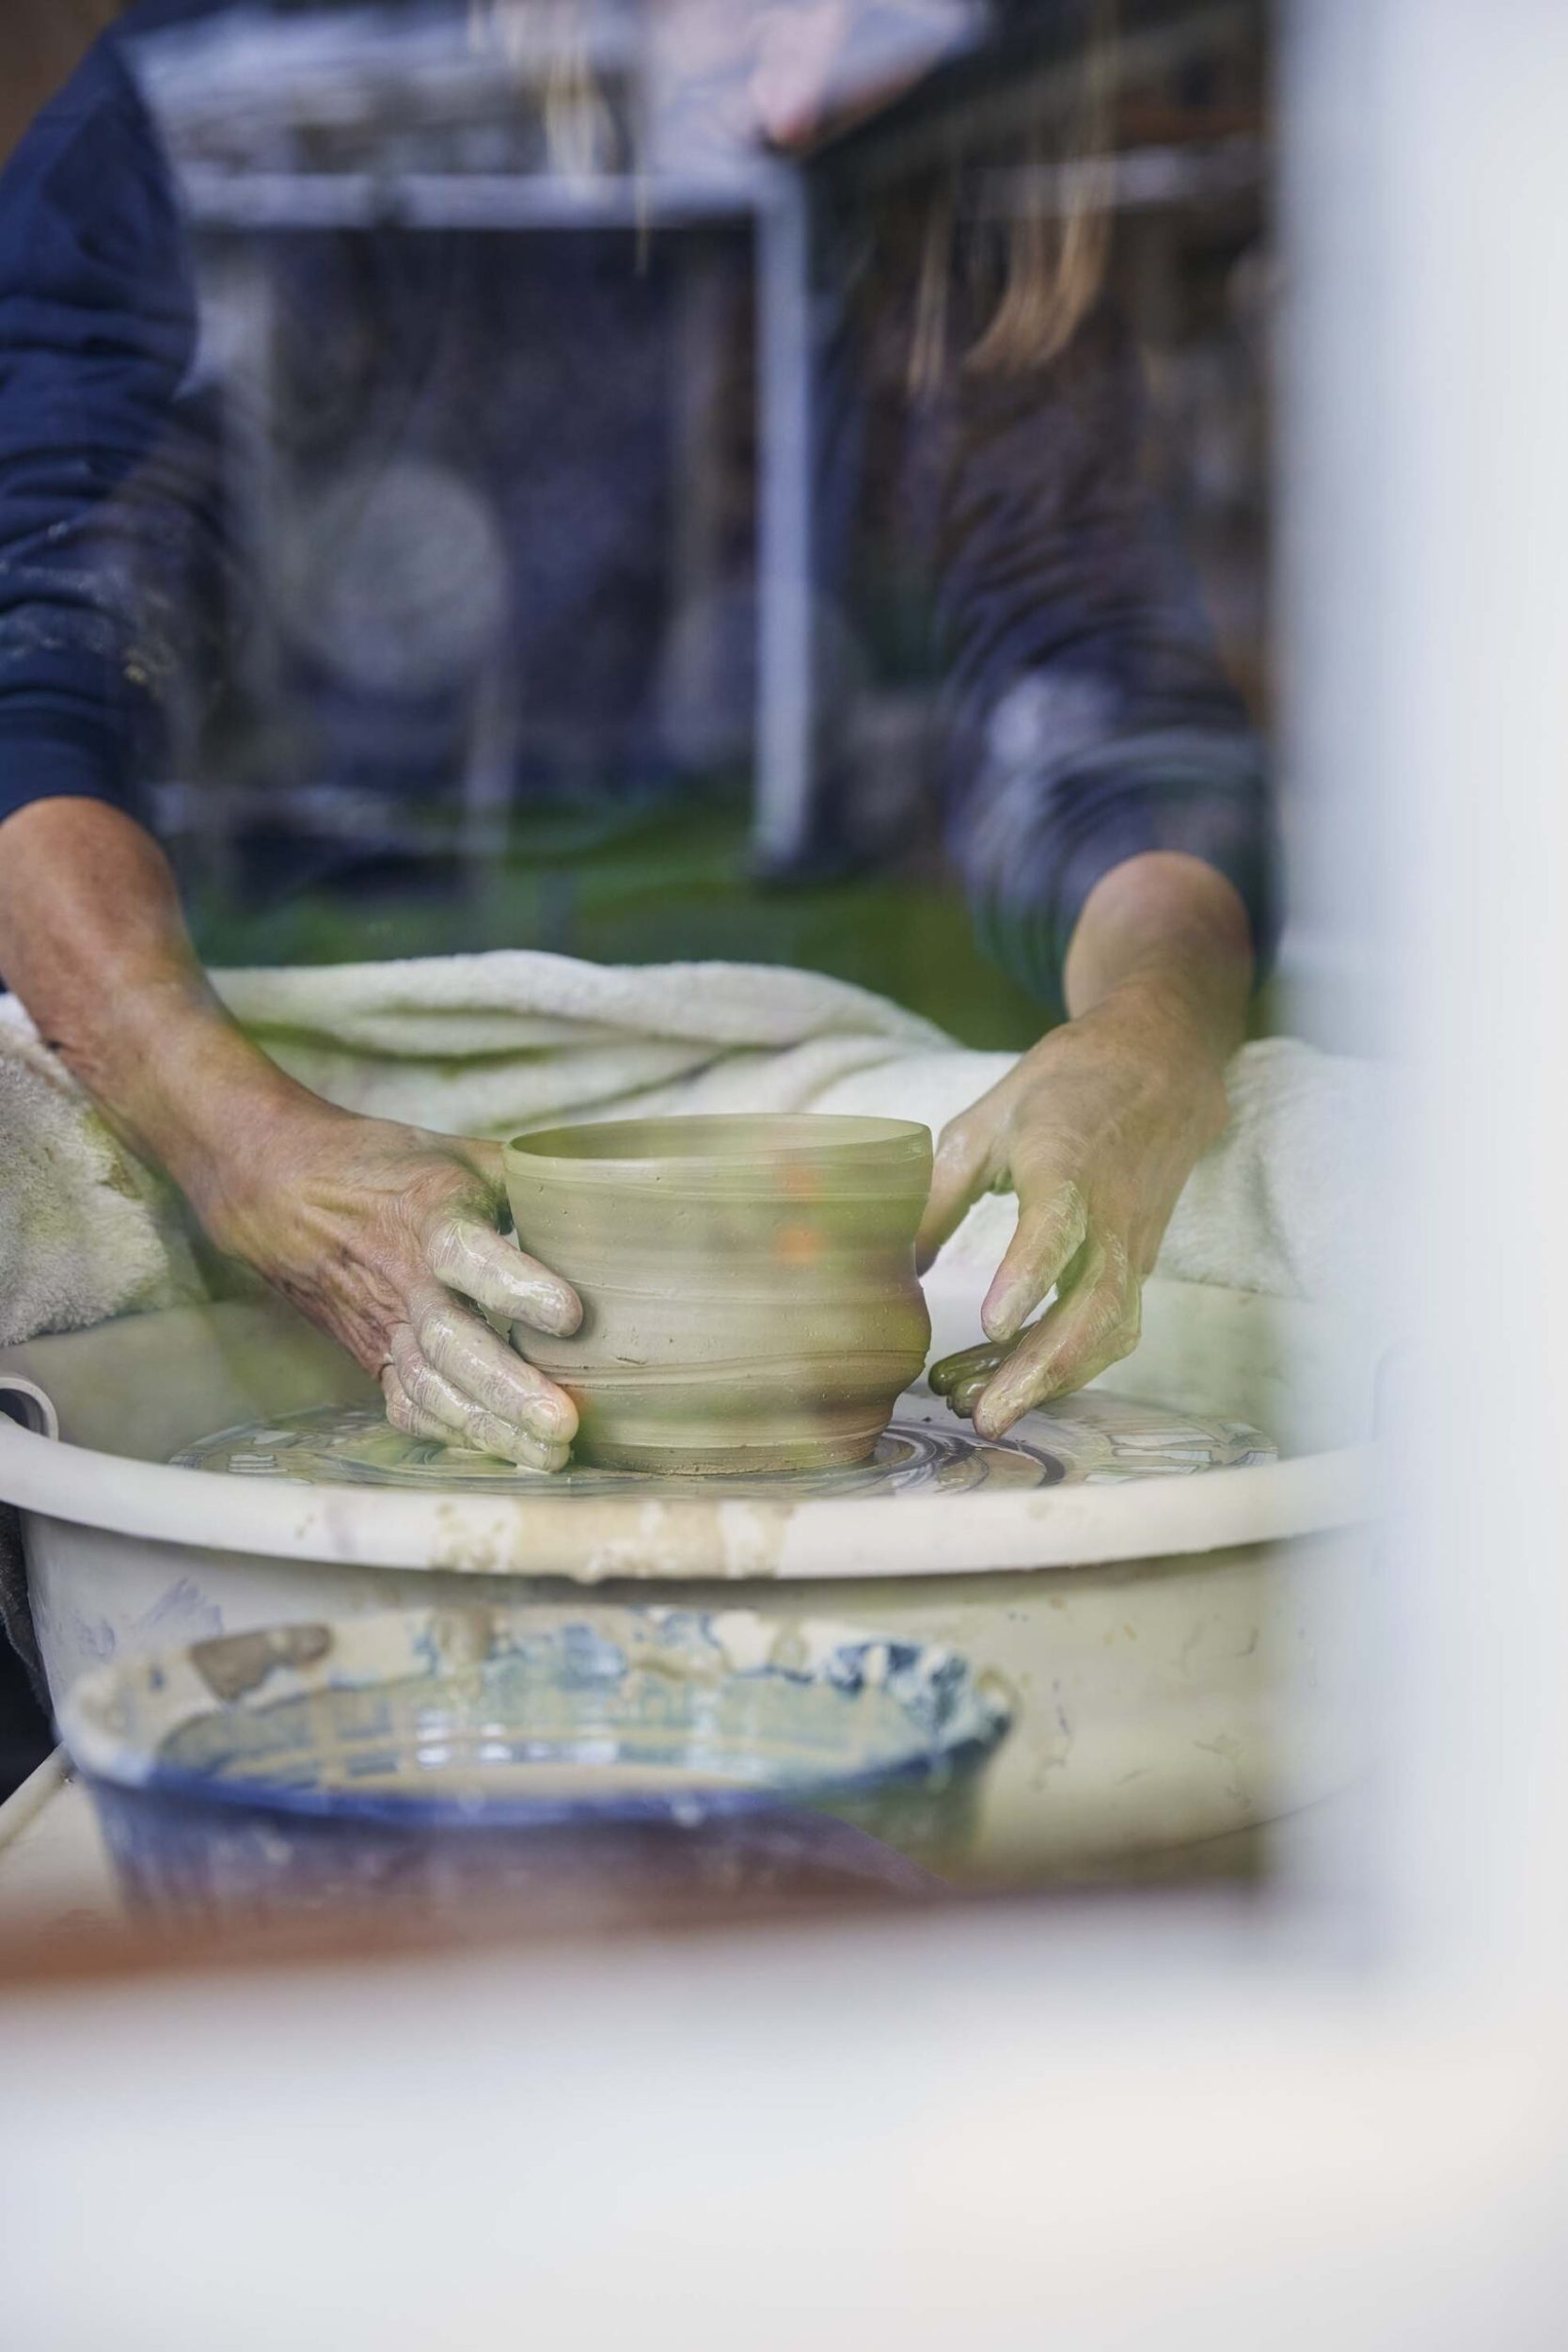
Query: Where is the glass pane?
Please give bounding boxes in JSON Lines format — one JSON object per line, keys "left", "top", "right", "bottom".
{"left": 0, "top": 0, "right": 1378, "bottom": 1936}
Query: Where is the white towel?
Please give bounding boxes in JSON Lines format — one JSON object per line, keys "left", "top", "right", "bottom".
{"left": 213, "top": 951, "right": 949, "bottom": 1132}
{"left": 823, "top": 1035, "right": 1382, "bottom": 1311}
{"left": 0, "top": 954, "right": 1376, "bottom": 1348}
{"left": 0, "top": 1009, "right": 204, "bottom": 1345}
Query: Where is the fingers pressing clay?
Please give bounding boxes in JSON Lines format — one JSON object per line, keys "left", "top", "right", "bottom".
{"left": 927, "top": 1340, "right": 1007, "bottom": 1398}
{"left": 387, "top": 1326, "right": 482, "bottom": 1438}
{"left": 381, "top": 1361, "right": 452, "bottom": 1445}
{"left": 947, "top": 1372, "right": 991, "bottom": 1420}
{"left": 424, "top": 1214, "right": 582, "bottom": 1338}
{"left": 388, "top": 1330, "right": 571, "bottom": 1470}
{"left": 972, "top": 1246, "right": 1140, "bottom": 1438}
{"left": 980, "top": 1179, "right": 1089, "bottom": 1345}
{"left": 411, "top": 1291, "right": 578, "bottom": 1448}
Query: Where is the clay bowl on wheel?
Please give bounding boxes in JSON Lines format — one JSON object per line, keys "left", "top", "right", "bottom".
{"left": 502, "top": 1113, "right": 933, "bottom": 1474}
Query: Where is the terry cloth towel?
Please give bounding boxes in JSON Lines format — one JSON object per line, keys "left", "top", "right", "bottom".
{"left": 0, "top": 1017, "right": 206, "bottom": 1346}
{"left": 0, "top": 953, "right": 1378, "bottom": 1352}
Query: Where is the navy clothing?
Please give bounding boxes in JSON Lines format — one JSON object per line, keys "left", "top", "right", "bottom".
{"left": 0, "top": 16, "right": 215, "bottom": 815}
{"left": 0, "top": 0, "right": 1274, "bottom": 1006}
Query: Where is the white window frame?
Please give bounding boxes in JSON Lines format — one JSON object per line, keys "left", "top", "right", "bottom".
{"left": 6, "top": 5, "right": 1568, "bottom": 2340}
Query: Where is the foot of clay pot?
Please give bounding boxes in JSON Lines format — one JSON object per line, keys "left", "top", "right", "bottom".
{"left": 572, "top": 1430, "right": 883, "bottom": 1477}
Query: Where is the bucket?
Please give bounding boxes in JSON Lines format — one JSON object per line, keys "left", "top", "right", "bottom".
{"left": 58, "top": 1603, "right": 1012, "bottom": 1928}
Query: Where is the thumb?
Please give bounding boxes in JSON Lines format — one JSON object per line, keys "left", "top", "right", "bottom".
{"left": 453, "top": 1136, "right": 506, "bottom": 1186}
{"left": 916, "top": 1112, "right": 997, "bottom": 1275}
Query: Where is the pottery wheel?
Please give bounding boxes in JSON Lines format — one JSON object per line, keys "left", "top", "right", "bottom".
{"left": 173, "top": 1390, "right": 1275, "bottom": 1499}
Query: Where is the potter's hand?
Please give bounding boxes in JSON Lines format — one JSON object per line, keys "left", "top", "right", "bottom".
{"left": 192, "top": 1104, "right": 582, "bottom": 1470}
{"left": 0, "top": 802, "right": 582, "bottom": 1467}
{"left": 918, "top": 989, "right": 1230, "bottom": 1437}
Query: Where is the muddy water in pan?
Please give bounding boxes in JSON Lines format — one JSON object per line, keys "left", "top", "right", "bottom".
{"left": 173, "top": 1392, "right": 1275, "bottom": 1495}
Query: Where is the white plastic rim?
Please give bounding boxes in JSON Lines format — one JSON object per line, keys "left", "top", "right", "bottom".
{"left": 0, "top": 1378, "right": 60, "bottom": 1442}
{"left": 0, "top": 1406, "right": 1375, "bottom": 1582}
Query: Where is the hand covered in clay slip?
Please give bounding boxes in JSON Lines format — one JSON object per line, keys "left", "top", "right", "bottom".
{"left": 917, "top": 991, "right": 1229, "bottom": 1438}
{"left": 192, "top": 1104, "right": 582, "bottom": 1470}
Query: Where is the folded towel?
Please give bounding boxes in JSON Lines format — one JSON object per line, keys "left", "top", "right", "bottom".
{"left": 0, "top": 953, "right": 1376, "bottom": 1349}
{"left": 215, "top": 950, "right": 948, "bottom": 1133}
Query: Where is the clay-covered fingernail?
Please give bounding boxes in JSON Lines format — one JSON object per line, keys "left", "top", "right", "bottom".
{"left": 511, "top": 1279, "right": 581, "bottom": 1338}
{"left": 486, "top": 1366, "right": 577, "bottom": 1443}
{"left": 981, "top": 1279, "right": 1032, "bottom": 1344}
{"left": 972, "top": 1394, "right": 1016, "bottom": 1440}
{"left": 531, "top": 1387, "right": 578, "bottom": 1441}
{"left": 949, "top": 1373, "right": 989, "bottom": 1417}
{"left": 974, "top": 1368, "right": 1051, "bottom": 1438}
{"left": 470, "top": 1410, "right": 570, "bottom": 1472}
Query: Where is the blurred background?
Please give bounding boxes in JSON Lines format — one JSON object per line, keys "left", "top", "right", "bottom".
{"left": 2, "top": 0, "right": 1277, "bottom": 1045}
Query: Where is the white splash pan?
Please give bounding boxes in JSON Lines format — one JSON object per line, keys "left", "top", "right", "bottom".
{"left": 0, "top": 1279, "right": 1370, "bottom": 1582}
{"left": 0, "top": 1275, "right": 1379, "bottom": 1877}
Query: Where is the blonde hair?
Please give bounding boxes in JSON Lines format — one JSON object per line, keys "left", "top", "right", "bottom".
{"left": 467, "top": 0, "right": 1120, "bottom": 381}
{"left": 917, "top": 0, "right": 1118, "bottom": 390}
{"left": 966, "top": 103, "right": 1115, "bottom": 369}
{"left": 470, "top": 0, "right": 616, "bottom": 178}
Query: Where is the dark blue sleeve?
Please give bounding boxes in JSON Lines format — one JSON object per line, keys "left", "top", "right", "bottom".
{"left": 0, "top": 24, "right": 218, "bottom": 828}
{"left": 935, "top": 310, "right": 1276, "bottom": 1009}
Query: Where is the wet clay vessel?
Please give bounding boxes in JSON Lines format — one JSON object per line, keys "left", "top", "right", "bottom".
{"left": 503, "top": 1114, "right": 933, "bottom": 1473}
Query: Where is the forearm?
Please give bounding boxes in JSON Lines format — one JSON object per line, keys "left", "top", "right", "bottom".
{"left": 0, "top": 804, "right": 578, "bottom": 1464}
{"left": 0, "top": 797, "right": 318, "bottom": 1197}
{"left": 1062, "top": 849, "right": 1253, "bottom": 1089}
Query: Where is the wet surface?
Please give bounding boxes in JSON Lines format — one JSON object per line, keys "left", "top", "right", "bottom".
{"left": 173, "top": 1391, "right": 1275, "bottom": 1497}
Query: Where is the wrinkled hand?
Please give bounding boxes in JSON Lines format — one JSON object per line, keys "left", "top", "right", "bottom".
{"left": 190, "top": 1103, "right": 582, "bottom": 1470}
{"left": 918, "top": 991, "right": 1230, "bottom": 1438}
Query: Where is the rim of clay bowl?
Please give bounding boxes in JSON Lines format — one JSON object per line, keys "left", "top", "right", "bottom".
{"left": 504, "top": 1113, "right": 932, "bottom": 1179}
{"left": 58, "top": 1603, "right": 1013, "bottom": 1831}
